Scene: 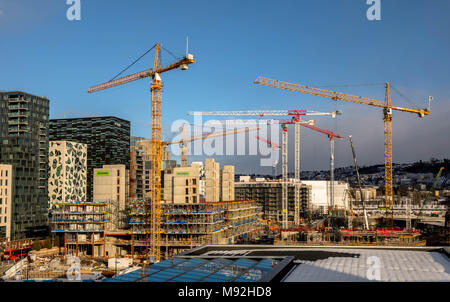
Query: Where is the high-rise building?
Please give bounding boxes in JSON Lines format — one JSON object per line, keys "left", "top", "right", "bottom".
{"left": 0, "top": 91, "right": 49, "bottom": 240}
{"left": 48, "top": 141, "right": 88, "bottom": 207}
{"left": 49, "top": 117, "right": 130, "bottom": 201}
{"left": 0, "top": 164, "right": 13, "bottom": 240}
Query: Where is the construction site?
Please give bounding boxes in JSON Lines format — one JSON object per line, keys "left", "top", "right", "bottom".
{"left": 0, "top": 35, "right": 448, "bottom": 283}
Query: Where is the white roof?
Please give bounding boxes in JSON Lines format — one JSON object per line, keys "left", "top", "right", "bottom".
{"left": 282, "top": 248, "right": 450, "bottom": 282}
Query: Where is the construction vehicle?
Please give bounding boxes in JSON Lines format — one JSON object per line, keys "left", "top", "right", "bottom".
{"left": 413, "top": 167, "right": 444, "bottom": 229}
{"left": 254, "top": 77, "right": 431, "bottom": 226}
{"left": 349, "top": 135, "right": 370, "bottom": 230}
{"left": 88, "top": 42, "right": 195, "bottom": 262}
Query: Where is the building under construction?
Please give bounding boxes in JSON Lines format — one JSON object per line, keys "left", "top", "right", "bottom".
{"left": 275, "top": 226, "right": 425, "bottom": 247}
{"left": 105, "top": 199, "right": 263, "bottom": 259}
{"left": 235, "top": 181, "right": 311, "bottom": 225}
{"left": 51, "top": 201, "right": 111, "bottom": 257}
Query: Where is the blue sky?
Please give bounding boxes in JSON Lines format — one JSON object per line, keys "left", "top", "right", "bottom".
{"left": 1, "top": 0, "right": 449, "bottom": 173}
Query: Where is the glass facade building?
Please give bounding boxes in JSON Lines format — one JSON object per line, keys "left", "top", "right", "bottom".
{"left": 0, "top": 91, "right": 49, "bottom": 240}
{"left": 49, "top": 116, "right": 130, "bottom": 201}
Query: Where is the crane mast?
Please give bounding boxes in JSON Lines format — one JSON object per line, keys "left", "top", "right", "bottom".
{"left": 297, "top": 122, "right": 343, "bottom": 227}
{"left": 197, "top": 109, "right": 337, "bottom": 228}
{"left": 88, "top": 42, "right": 195, "bottom": 262}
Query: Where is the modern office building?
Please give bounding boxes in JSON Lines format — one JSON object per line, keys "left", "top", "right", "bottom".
{"left": 48, "top": 141, "right": 88, "bottom": 207}
{"left": 0, "top": 91, "right": 49, "bottom": 240}
{"left": 49, "top": 116, "right": 130, "bottom": 201}
{"left": 0, "top": 164, "right": 13, "bottom": 240}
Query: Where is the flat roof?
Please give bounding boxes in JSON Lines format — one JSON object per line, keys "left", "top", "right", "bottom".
{"left": 283, "top": 248, "right": 450, "bottom": 282}
{"left": 103, "top": 257, "right": 284, "bottom": 282}
{"left": 49, "top": 116, "right": 130, "bottom": 123}
{"left": 177, "top": 244, "right": 450, "bottom": 282}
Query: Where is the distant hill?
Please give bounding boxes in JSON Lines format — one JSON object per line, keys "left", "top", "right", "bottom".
{"left": 236, "top": 158, "right": 449, "bottom": 179}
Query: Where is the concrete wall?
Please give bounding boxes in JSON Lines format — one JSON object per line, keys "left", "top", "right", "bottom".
{"left": 205, "top": 158, "right": 220, "bottom": 202}
{"left": 221, "top": 165, "right": 235, "bottom": 201}
{"left": 302, "top": 180, "right": 350, "bottom": 212}
{"left": 93, "top": 165, "right": 129, "bottom": 230}
{"left": 163, "top": 166, "right": 200, "bottom": 203}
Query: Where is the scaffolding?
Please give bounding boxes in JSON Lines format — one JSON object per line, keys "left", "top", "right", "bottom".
{"left": 51, "top": 201, "right": 111, "bottom": 257}
{"left": 235, "top": 182, "right": 311, "bottom": 227}
{"left": 123, "top": 199, "right": 263, "bottom": 259}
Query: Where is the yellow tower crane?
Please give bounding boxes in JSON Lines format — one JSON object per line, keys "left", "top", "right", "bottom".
{"left": 254, "top": 77, "right": 430, "bottom": 226}
{"left": 88, "top": 43, "right": 195, "bottom": 262}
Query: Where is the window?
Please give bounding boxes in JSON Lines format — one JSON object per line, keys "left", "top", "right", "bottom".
{"left": 193, "top": 179, "right": 196, "bottom": 185}
{"left": 185, "top": 188, "right": 189, "bottom": 195}
{"left": 185, "top": 196, "right": 189, "bottom": 203}
{"left": 185, "top": 179, "right": 189, "bottom": 186}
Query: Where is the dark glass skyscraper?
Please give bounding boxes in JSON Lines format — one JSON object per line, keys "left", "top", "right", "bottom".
{"left": 49, "top": 116, "right": 130, "bottom": 201}
{"left": 0, "top": 91, "right": 49, "bottom": 240}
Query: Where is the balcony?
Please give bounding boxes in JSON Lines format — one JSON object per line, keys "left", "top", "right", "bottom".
{"left": 8, "top": 98, "right": 29, "bottom": 104}
{"left": 8, "top": 105, "right": 29, "bottom": 111}
{"left": 8, "top": 112, "right": 28, "bottom": 118}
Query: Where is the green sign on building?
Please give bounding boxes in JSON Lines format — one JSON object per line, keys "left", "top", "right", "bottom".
{"left": 96, "top": 170, "right": 110, "bottom": 177}
{"left": 175, "top": 171, "right": 190, "bottom": 177}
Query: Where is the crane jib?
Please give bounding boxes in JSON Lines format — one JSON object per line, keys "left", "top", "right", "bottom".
{"left": 88, "top": 57, "right": 195, "bottom": 93}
